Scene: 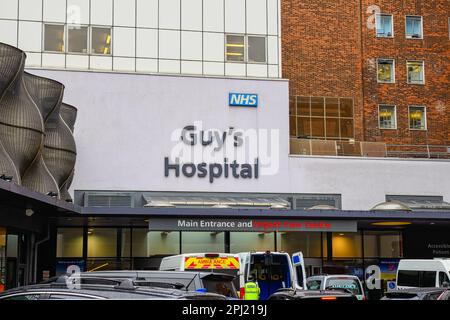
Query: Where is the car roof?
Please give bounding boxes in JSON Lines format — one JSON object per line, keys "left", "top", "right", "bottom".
{"left": 307, "top": 275, "right": 360, "bottom": 280}
{"left": 271, "top": 288, "right": 355, "bottom": 298}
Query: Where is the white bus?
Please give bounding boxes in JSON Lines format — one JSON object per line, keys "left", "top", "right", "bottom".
{"left": 159, "top": 251, "right": 306, "bottom": 300}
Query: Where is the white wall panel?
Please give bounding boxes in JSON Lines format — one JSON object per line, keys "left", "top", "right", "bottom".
{"left": 0, "top": 20, "right": 18, "bottom": 47}
{"left": 159, "top": 59, "right": 180, "bottom": 74}
{"left": 181, "top": 0, "right": 202, "bottom": 31}
{"left": 246, "top": 0, "right": 267, "bottom": 35}
{"left": 247, "top": 64, "right": 267, "bottom": 78}
{"left": 24, "top": 52, "right": 41, "bottom": 66}
{"left": 159, "top": 0, "right": 180, "bottom": 30}
{"left": 66, "top": 54, "right": 89, "bottom": 69}
{"left": 181, "top": 31, "right": 202, "bottom": 61}
{"left": 0, "top": 0, "right": 18, "bottom": 19}
{"left": 114, "top": 0, "right": 135, "bottom": 27}
{"left": 91, "top": 0, "right": 113, "bottom": 26}
{"left": 113, "top": 27, "right": 135, "bottom": 57}
{"left": 67, "top": 0, "right": 90, "bottom": 25}
{"left": 203, "top": 0, "right": 223, "bottom": 32}
{"left": 136, "top": 0, "right": 158, "bottom": 28}
{"left": 225, "top": 62, "right": 245, "bottom": 77}
{"left": 267, "top": 0, "right": 278, "bottom": 35}
{"left": 42, "top": 52, "right": 65, "bottom": 67}
{"left": 203, "top": 62, "right": 224, "bottom": 75}
{"left": 267, "top": 35, "right": 278, "bottom": 65}
{"left": 136, "top": 28, "right": 158, "bottom": 58}
{"left": 19, "top": 0, "right": 42, "bottom": 21}
{"left": 90, "top": 56, "right": 112, "bottom": 70}
{"left": 203, "top": 32, "right": 224, "bottom": 62}
{"left": 18, "top": 21, "right": 42, "bottom": 52}
{"left": 43, "top": 0, "right": 66, "bottom": 23}
{"left": 225, "top": 0, "right": 245, "bottom": 34}
{"left": 159, "top": 30, "right": 180, "bottom": 59}
{"left": 181, "top": 61, "right": 202, "bottom": 74}
{"left": 136, "top": 58, "right": 157, "bottom": 73}
{"left": 268, "top": 64, "right": 279, "bottom": 78}
{"left": 113, "top": 57, "right": 135, "bottom": 71}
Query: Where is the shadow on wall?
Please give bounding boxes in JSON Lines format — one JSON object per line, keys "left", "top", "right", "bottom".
{"left": 0, "top": 42, "right": 77, "bottom": 201}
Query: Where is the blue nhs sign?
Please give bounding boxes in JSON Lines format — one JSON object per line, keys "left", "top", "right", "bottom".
{"left": 228, "top": 93, "right": 258, "bottom": 107}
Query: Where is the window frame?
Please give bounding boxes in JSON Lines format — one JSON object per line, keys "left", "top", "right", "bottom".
{"left": 246, "top": 35, "right": 267, "bottom": 64}
{"left": 225, "top": 34, "right": 246, "bottom": 63}
{"left": 408, "top": 105, "right": 427, "bottom": 131}
{"left": 66, "top": 24, "right": 90, "bottom": 55}
{"left": 375, "top": 13, "right": 394, "bottom": 38}
{"left": 225, "top": 34, "right": 267, "bottom": 64}
{"left": 405, "top": 15, "right": 423, "bottom": 39}
{"left": 89, "top": 25, "right": 113, "bottom": 56}
{"left": 43, "top": 23, "right": 66, "bottom": 54}
{"left": 378, "top": 104, "right": 397, "bottom": 130}
{"left": 406, "top": 60, "right": 425, "bottom": 85}
{"left": 376, "top": 58, "right": 396, "bottom": 83}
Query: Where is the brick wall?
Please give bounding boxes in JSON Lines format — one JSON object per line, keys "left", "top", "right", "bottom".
{"left": 282, "top": 0, "right": 450, "bottom": 146}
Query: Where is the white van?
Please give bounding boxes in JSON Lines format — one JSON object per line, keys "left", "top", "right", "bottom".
{"left": 396, "top": 259, "right": 450, "bottom": 289}
{"left": 159, "top": 251, "right": 306, "bottom": 300}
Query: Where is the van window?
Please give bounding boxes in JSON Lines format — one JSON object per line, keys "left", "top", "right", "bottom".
{"left": 397, "top": 270, "right": 436, "bottom": 287}
{"left": 439, "top": 272, "right": 450, "bottom": 287}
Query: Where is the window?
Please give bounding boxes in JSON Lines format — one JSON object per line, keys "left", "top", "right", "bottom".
{"left": 229, "top": 232, "right": 275, "bottom": 253}
{"left": 68, "top": 25, "right": 88, "bottom": 53}
{"left": 377, "top": 59, "right": 395, "bottom": 83}
{"left": 406, "top": 16, "right": 423, "bottom": 39}
{"left": 379, "top": 105, "right": 396, "bottom": 129}
{"left": 181, "top": 232, "right": 225, "bottom": 253}
{"left": 306, "top": 280, "right": 322, "bottom": 290}
{"left": 87, "top": 228, "right": 117, "bottom": 257}
{"left": 91, "top": 27, "right": 112, "bottom": 55}
{"left": 409, "top": 106, "right": 427, "bottom": 130}
{"left": 247, "top": 36, "right": 266, "bottom": 63}
{"left": 407, "top": 61, "right": 425, "bottom": 84}
{"left": 226, "top": 35, "right": 245, "bottom": 62}
{"left": 439, "top": 272, "right": 450, "bottom": 287}
{"left": 376, "top": 14, "right": 393, "bottom": 37}
{"left": 397, "top": 270, "right": 437, "bottom": 287}
{"left": 56, "top": 228, "right": 83, "bottom": 258}
{"left": 44, "top": 24, "right": 65, "bottom": 52}
{"left": 226, "top": 35, "right": 267, "bottom": 63}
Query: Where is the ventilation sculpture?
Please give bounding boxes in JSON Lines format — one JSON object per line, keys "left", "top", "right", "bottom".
{"left": 0, "top": 42, "right": 77, "bottom": 201}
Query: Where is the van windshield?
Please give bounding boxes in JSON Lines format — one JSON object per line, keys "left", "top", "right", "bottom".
{"left": 325, "top": 278, "right": 362, "bottom": 295}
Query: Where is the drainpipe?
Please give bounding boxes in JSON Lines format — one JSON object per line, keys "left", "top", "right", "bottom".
{"left": 33, "top": 225, "right": 50, "bottom": 284}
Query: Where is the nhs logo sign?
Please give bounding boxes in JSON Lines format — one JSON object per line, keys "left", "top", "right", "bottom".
{"left": 228, "top": 93, "right": 258, "bottom": 108}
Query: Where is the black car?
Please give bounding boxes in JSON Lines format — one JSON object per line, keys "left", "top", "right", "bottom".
{"left": 267, "top": 288, "right": 358, "bottom": 301}
{"left": 381, "top": 288, "right": 449, "bottom": 300}
{"left": 0, "top": 279, "right": 227, "bottom": 300}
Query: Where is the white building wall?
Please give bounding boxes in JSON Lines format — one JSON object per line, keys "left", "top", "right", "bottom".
{"left": 29, "top": 69, "right": 450, "bottom": 211}
{"left": 0, "top": 0, "right": 281, "bottom": 78}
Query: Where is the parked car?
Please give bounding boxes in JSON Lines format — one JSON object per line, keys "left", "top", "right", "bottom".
{"left": 44, "top": 270, "right": 238, "bottom": 299}
{"left": 267, "top": 288, "right": 358, "bottom": 301}
{"left": 0, "top": 279, "right": 227, "bottom": 300}
{"left": 381, "top": 287, "right": 449, "bottom": 300}
{"left": 306, "top": 275, "right": 366, "bottom": 300}
{"left": 396, "top": 259, "right": 450, "bottom": 289}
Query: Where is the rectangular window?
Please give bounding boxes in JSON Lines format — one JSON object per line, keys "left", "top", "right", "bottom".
{"left": 376, "top": 14, "right": 394, "bottom": 37}
{"left": 68, "top": 25, "right": 88, "bottom": 53}
{"left": 407, "top": 61, "right": 425, "bottom": 84}
{"left": 405, "top": 16, "right": 423, "bottom": 39}
{"left": 409, "top": 106, "right": 427, "bottom": 130}
{"left": 44, "top": 24, "right": 65, "bottom": 52}
{"left": 91, "top": 27, "right": 112, "bottom": 55}
{"left": 247, "top": 36, "right": 266, "bottom": 63}
{"left": 181, "top": 232, "right": 225, "bottom": 253}
{"left": 87, "top": 228, "right": 117, "bottom": 257}
{"left": 226, "top": 35, "right": 245, "bottom": 62}
{"left": 56, "top": 228, "right": 83, "bottom": 258}
{"left": 377, "top": 59, "right": 395, "bottom": 83}
{"left": 379, "top": 105, "right": 396, "bottom": 129}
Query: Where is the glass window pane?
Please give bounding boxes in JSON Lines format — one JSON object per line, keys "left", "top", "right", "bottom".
{"left": 340, "top": 118, "right": 354, "bottom": 138}
{"left": 91, "top": 27, "right": 112, "bottom": 55}
{"left": 377, "top": 59, "right": 394, "bottom": 83}
{"left": 332, "top": 233, "right": 362, "bottom": 258}
{"left": 311, "top": 97, "right": 324, "bottom": 117}
{"left": 276, "top": 232, "right": 322, "bottom": 257}
{"left": 289, "top": 96, "right": 296, "bottom": 116}
{"left": 297, "top": 117, "right": 311, "bottom": 137}
{"left": 289, "top": 116, "right": 297, "bottom": 136}
{"left": 68, "top": 25, "right": 88, "bottom": 53}
{"left": 297, "top": 97, "right": 310, "bottom": 116}
{"left": 226, "top": 35, "right": 244, "bottom": 62}
{"left": 379, "top": 105, "right": 396, "bottom": 129}
{"left": 325, "top": 98, "right": 339, "bottom": 117}
{"left": 326, "top": 118, "right": 340, "bottom": 138}
{"left": 311, "top": 117, "right": 325, "bottom": 137}
{"left": 406, "top": 16, "right": 422, "bottom": 38}
{"left": 339, "top": 98, "right": 353, "bottom": 117}
{"left": 57, "top": 228, "right": 83, "bottom": 258}
{"left": 229, "top": 232, "right": 275, "bottom": 253}
{"left": 132, "top": 229, "right": 180, "bottom": 257}
{"left": 407, "top": 61, "right": 424, "bottom": 84}
{"left": 121, "top": 229, "right": 131, "bottom": 258}
{"left": 182, "top": 232, "right": 224, "bottom": 253}
{"left": 376, "top": 14, "right": 393, "bottom": 37}
{"left": 87, "top": 228, "right": 117, "bottom": 258}
{"left": 409, "top": 106, "right": 426, "bottom": 130}
{"left": 247, "top": 36, "right": 266, "bottom": 63}
{"left": 44, "top": 24, "right": 65, "bottom": 52}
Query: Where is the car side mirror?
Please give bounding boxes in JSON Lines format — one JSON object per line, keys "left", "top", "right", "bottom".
{"left": 442, "top": 281, "right": 449, "bottom": 288}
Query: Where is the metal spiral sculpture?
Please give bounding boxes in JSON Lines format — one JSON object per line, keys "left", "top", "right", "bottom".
{"left": 0, "top": 42, "right": 77, "bottom": 201}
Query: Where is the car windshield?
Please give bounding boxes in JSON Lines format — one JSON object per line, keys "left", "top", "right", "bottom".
{"left": 202, "top": 279, "right": 237, "bottom": 298}
{"left": 325, "top": 278, "right": 362, "bottom": 295}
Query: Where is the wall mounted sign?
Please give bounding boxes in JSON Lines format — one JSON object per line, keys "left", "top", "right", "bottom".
{"left": 149, "top": 218, "right": 357, "bottom": 232}
{"left": 228, "top": 93, "right": 258, "bottom": 107}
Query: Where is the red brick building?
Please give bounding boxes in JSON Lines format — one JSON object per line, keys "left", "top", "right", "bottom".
{"left": 283, "top": 0, "right": 450, "bottom": 157}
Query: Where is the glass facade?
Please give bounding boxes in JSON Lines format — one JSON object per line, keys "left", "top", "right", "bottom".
{"left": 0, "top": 228, "right": 5, "bottom": 292}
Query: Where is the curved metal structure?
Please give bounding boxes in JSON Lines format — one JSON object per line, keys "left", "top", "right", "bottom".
{"left": 0, "top": 42, "right": 77, "bottom": 201}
